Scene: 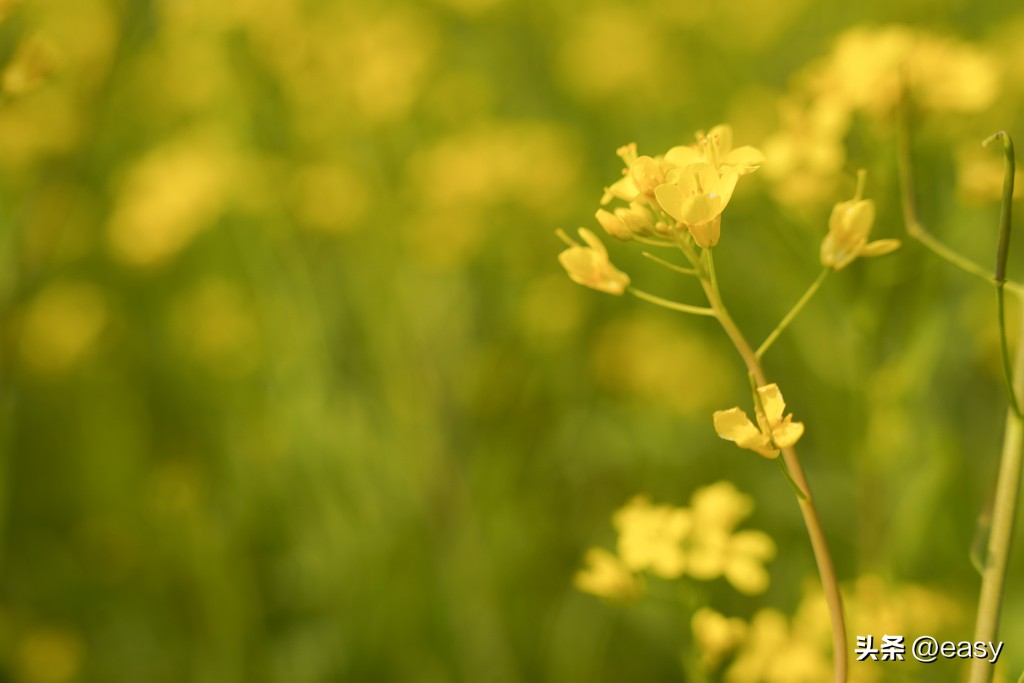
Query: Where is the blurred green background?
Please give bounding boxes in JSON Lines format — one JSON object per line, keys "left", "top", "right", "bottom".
{"left": 1, "top": 0, "right": 1024, "bottom": 681}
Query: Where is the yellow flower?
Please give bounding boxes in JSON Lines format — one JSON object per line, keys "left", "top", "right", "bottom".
{"left": 613, "top": 495, "right": 691, "bottom": 578}
{"left": 600, "top": 143, "right": 642, "bottom": 204}
{"left": 713, "top": 384, "right": 804, "bottom": 459}
{"left": 594, "top": 202, "right": 655, "bottom": 241}
{"left": 724, "top": 609, "right": 831, "bottom": 683}
{"left": 819, "top": 194, "right": 900, "bottom": 271}
{"left": 654, "top": 163, "right": 738, "bottom": 247}
{"left": 574, "top": 547, "right": 642, "bottom": 600}
{"left": 686, "top": 482, "right": 776, "bottom": 594}
{"left": 692, "top": 607, "right": 747, "bottom": 670}
{"left": 665, "top": 124, "right": 765, "bottom": 177}
{"left": 556, "top": 228, "right": 630, "bottom": 295}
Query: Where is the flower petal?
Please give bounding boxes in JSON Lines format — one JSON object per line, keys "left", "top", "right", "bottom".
{"left": 595, "top": 208, "right": 632, "bottom": 241}
{"left": 730, "top": 530, "right": 777, "bottom": 561}
{"left": 601, "top": 175, "right": 640, "bottom": 205}
{"left": 577, "top": 227, "right": 607, "bottom": 255}
{"left": 858, "top": 238, "right": 901, "bottom": 258}
{"left": 772, "top": 416, "right": 805, "bottom": 448}
{"left": 713, "top": 408, "right": 776, "bottom": 457}
{"left": 574, "top": 547, "right": 642, "bottom": 599}
{"left": 722, "top": 146, "right": 766, "bottom": 175}
{"left": 724, "top": 557, "right": 771, "bottom": 595}
{"left": 664, "top": 144, "right": 704, "bottom": 169}
{"left": 654, "top": 182, "right": 685, "bottom": 221}
{"left": 756, "top": 384, "right": 786, "bottom": 424}
{"left": 678, "top": 194, "right": 721, "bottom": 228}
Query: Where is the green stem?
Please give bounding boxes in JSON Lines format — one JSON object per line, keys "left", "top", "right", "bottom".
{"left": 756, "top": 268, "right": 830, "bottom": 360}
{"left": 998, "top": 288, "right": 1022, "bottom": 417}
{"left": 969, "top": 307, "right": 1024, "bottom": 683}
{"left": 896, "top": 87, "right": 1024, "bottom": 296}
{"left": 970, "top": 133, "right": 1024, "bottom": 683}
{"left": 627, "top": 287, "right": 716, "bottom": 317}
{"left": 641, "top": 251, "right": 699, "bottom": 276}
{"left": 633, "top": 234, "right": 678, "bottom": 248}
{"left": 984, "top": 131, "right": 1023, "bottom": 417}
{"left": 699, "top": 249, "right": 847, "bottom": 683}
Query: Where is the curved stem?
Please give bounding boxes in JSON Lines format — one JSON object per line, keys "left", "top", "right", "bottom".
{"left": 641, "top": 251, "right": 699, "bottom": 276}
{"left": 756, "top": 268, "right": 830, "bottom": 360}
{"left": 699, "top": 249, "right": 848, "bottom": 683}
{"left": 627, "top": 287, "right": 716, "bottom": 316}
{"left": 896, "top": 88, "right": 1024, "bottom": 296}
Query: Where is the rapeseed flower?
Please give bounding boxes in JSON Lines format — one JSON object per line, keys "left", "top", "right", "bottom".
{"left": 556, "top": 227, "right": 630, "bottom": 294}
{"left": 713, "top": 384, "right": 804, "bottom": 458}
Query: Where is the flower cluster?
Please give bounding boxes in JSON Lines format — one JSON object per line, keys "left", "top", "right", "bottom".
{"left": 574, "top": 481, "right": 776, "bottom": 599}
{"left": 763, "top": 25, "right": 999, "bottom": 208}
{"left": 600, "top": 125, "right": 763, "bottom": 248}
{"left": 557, "top": 125, "right": 763, "bottom": 294}
{"left": 691, "top": 575, "right": 965, "bottom": 683}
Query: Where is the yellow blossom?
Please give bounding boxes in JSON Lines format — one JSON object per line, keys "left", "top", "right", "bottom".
{"left": 692, "top": 607, "right": 747, "bottom": 670}
{"left": 819, "top": 193, "right": 899, "bottom": 271}
{"left": 600, "top": 143, "right": 642, "bottom": 204}
{"left": 713, "top": 384, "right": 804, "bottom": 458}
{"left": 665, "top": 124, "right": 765, "bottom": 176}
{"left": 724, "top": 609, "right": 831, "bottom": 683}
{"left": 556, "top": 227, "right": 630, "bottom": 295}
{"left": 595, "top": 202, "right": 655, "bottom": 241}
{"left": 613, "top": 495, "right": 691, "bottom": 578}
{"left": 574, "top": 547, "right": 642, "bottom": 600}
{"left": 654, "top": 163, "right": 738, "bottom": 247}
{"left": 686, "top": 482, "right": 776, "bottom": 594}
{"left": 689, "top": 480, "right": 753, "bottom": 531}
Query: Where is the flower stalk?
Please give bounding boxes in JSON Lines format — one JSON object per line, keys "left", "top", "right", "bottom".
{"left": 559, "top": 127, "right": 871, "bottom": 683}
{"left": 969, "top": 131, "right": 1024, "bottom": 683}
{"left": 697, "top": 248, "right": 848, "bottom": 683}
{"left": 897, "top": 90, "right": 1024, "bottom": 683}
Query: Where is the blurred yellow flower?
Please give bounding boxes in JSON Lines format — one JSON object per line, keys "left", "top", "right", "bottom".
{"left": 692, "top": 607, "right": 747, "bottom": 669}
{"left": 18, "top": 281, "right": 107, "bottom": 374}
{"left": 556, "top": 228, "right": 630, "bottom": 295}
{"left": 15, "top": 627, "right": 84, "bottom": 683}
{"left": 713, "top": 383, "right": 804, "bottom": 458}
{"left": 613, "top": 495, "right": 691, "bottom": 578}
{"left": 573, "top": 547, "right": 642, "bottom": 600}
{"left": 724, "top": 608, "right": 831, "bottom": 683}
{"left": 815, "top": 25, "right": 999, "bottom": 116}
{"left": 819, "top": 192, "right": 899, "bottom": 271}
{"left": 687, "top": 482, "right": 776, "bottom": 594}
{"left": 2, "top": 35, "right": 59, "bottom": 97}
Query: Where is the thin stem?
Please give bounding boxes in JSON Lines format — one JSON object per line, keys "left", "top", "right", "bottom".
{"left": 641, "top": 251, "right": 699, "bottom": 276}
{"left": 896, "top": 88, "right": 1024, "bottom": 296}
{"left": 970, "top": 133, "right": 1024, "bottom": 683}
{"left": 699, "top": 249, "right": 847, "bottom": 683}
{"left": 998, "top": 290, "right": 1022, "bottom": 417}
{"left": 627, "top": 287, "right": 716, "bottom": 317}
{"left": 633, "top": 234, "right": 678, "bottom": 248}
{"left": 756, "top": 268, "right": 830, "bottom": 360}
{"left": 969, "top": 308, "right": 1024, "bottom": 683}
{"left": 984, "top": 131, "right": 1023, "bottom": 417}
{"left": 776, "top": 456, "right": 808, "bottom": 501}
